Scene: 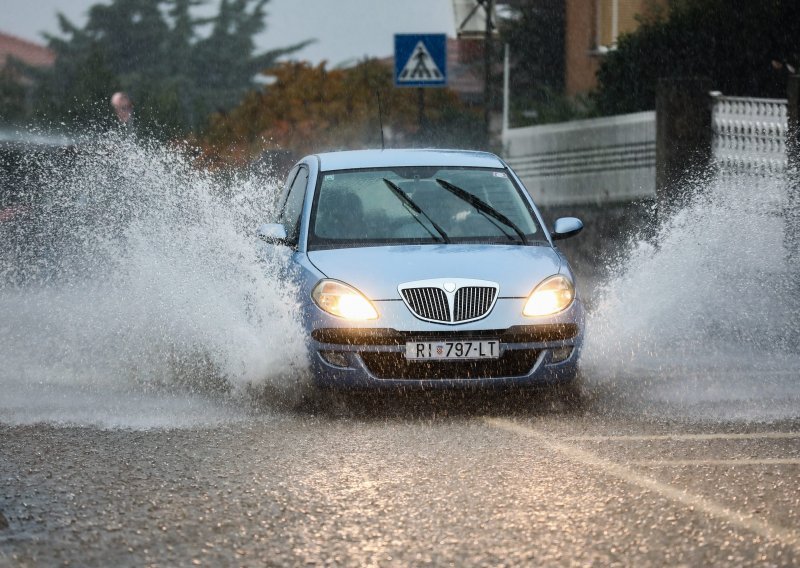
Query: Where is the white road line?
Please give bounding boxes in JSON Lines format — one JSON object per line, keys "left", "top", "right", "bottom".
{"left": 562, "top": 432, "right": 800, "bottom": 442}
{"left": 632, "top": 459, "right": 800, "bottom": 467}
{"left": 485, "top": 417, "right": 800, "bottom": 549}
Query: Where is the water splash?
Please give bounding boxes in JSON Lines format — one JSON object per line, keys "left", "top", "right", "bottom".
{"left": 0, "top": 131, "right": 308, "bottom": 428}
{"left": 582, "top": 169, "right": 800, "bottom": 420}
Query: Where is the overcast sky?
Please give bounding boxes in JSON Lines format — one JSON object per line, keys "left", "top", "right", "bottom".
{"left": 2, "top": 0, "right": 457, "bottom": 67}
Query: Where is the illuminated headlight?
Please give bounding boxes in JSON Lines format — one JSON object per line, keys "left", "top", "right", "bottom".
{"left": 523, "top": 275, "right": 575, "bottom": 317}
{"left": 312, "top": 280, "right": 378, "bottom": 320}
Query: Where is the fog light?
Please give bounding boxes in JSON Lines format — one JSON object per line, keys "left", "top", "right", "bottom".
{"left": 320, "top": 351, "right": 350, "bottom": 368}
{"left": 550, "top": 346, "right": 573, "bottom": 363}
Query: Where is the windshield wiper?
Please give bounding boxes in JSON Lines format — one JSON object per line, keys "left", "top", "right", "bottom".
{"left": 382, "top": 178, "right": 451, "bottom": 243}
{"left": 435, "top": 178, "right": 528, "bottom": 244}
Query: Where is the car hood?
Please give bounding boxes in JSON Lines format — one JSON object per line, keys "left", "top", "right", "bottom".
{"left": 306, "top": 244, "right": 562, "bottom": 300}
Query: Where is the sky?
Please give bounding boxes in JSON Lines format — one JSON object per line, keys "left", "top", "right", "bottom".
{"left": 2, "top": 0, "right": 457, "bottom": 67}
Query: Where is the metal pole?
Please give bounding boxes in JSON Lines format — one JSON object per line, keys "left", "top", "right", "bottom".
{"left": 418, "top": 87, "right": 425, "bottom": 140}
{"left": 483, "top": 0, "right": 494, "bottom": 143}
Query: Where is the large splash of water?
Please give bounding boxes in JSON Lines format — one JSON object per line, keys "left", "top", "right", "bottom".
{"left": 3, "top": 130, "right": 797, "bottom": 426}
{"left": 0, "top": 132, "right": 308, "bottom": 428}
{"left": 582, "top": 169, "right": 800, "bottom": 420}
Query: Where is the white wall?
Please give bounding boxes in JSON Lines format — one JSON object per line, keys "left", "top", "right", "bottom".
{"left": 502, "top": 111, "right": 656, "bottom": 206}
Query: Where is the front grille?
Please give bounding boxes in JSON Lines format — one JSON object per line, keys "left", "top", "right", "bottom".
{"left": 400, "top": 284, "right": 498, "bottom": 323}
{"left": 360, "top": 349, "right": 541, "bottom": 380}
{"left": 453, "top": 286, "right": 497, "bottom": 322}
{"left": 401, "top": 287, "right": 451, "bottom": 322}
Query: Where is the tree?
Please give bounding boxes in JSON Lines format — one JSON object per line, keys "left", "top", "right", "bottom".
{"left": 31, "top": 0, "right": 309, "bottom": 135}
{"left": 194, "top": 59, "right": 485, "bottom": 167}
{"left": 498, "top": 0, "right": 588, "bottom": 126}
{"left": 0, "top": 67, "right": 30, "bottom": 125}
{"left": 593, "top": 0, "right": 800, "bottom": 115}
{"left": 500, "top": 0, "right": 564, "bottom": 99}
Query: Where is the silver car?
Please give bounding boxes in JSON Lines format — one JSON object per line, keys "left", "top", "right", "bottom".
{"left": 259, "top": 149, "right": 584, "bottom": 389}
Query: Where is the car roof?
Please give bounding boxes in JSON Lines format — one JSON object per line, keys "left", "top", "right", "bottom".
{"left": 311, "top": 149, "right": 505, "bottom": 171}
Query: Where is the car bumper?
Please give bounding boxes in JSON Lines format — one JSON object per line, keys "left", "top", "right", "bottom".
{"left": 304, "top": 298, "right": 584, "bottom": 389}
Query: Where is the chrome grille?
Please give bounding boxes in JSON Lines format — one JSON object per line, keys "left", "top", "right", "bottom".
{"left": 453, "top": 286, "right": 497, "bottom": 322}
{"left": 399, "top": 280, "right": 499, "bottom": 324}
{"left": 401, "top": 287, "right": 451, "bottom": 323}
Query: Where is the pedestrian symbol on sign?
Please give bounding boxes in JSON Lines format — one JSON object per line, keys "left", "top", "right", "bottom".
{"left": 394, "top": 34, "right": 447, "bottom": 88}
{"left": 398, "top": 42, "right": 443, "bottom": 82}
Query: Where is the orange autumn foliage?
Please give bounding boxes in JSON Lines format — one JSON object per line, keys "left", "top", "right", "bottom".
{"left": 194, "top": 59, "right": 481, "bottom": 168}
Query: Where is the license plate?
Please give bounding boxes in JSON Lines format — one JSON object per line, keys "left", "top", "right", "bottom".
{"left": 405, "top": 340, "right": 500, "bottom": 361}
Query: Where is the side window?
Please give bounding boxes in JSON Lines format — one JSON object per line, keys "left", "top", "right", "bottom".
{"left": 279, "top": 166, "right": 309, "bottom": 243}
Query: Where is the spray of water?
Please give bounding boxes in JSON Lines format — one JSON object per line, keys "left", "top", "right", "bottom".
{"left": 3, "top": 129, "right": 797, "bottom": 425}
{"left": 0, "top": 131, "right": 308, "bottom": 428}
{"left": 582, "top": 168, "right": 800, "bottom": 420}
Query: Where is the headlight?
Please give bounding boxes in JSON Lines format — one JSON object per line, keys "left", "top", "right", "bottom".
{"left": 523, "top": 275, "right": 574, "bottom": 316}
{"left": 312, "top": 280, "right": 378, "bottom": 320}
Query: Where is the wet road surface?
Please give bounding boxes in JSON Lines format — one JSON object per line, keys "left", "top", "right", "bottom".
{"left": 1, "top": 385, "right": 799, "bottom": 567}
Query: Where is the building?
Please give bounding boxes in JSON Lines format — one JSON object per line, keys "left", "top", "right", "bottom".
{"left": 0, "top": 31, "right": 55, "bottom": 83}
{"left": 565, "top": 0, "right": 668, "bottom": 95}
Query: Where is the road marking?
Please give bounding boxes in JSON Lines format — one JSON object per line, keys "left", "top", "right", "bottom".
{"left": 485, "top": 417, "right": 800, "bottom": 548}
{"left": 632, "top": 458, "right": 800, "bottom": 467}
{"left": 562, "top": 432, "right": 800, "bottom": 442}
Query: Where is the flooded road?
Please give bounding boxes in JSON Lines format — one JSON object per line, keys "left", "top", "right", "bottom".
{"left": 1, "top": 386, "right": 799, "bottom": 566}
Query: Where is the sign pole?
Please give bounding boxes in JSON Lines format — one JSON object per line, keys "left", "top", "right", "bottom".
{"left": 418, "top": 88, "right": 426, "bottom": 135}
{"left": 394, "top": 34, "right": 446, "bottom": 144}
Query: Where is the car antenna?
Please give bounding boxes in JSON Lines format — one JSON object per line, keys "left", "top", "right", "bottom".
{"left": 376, "top": 89, "right": 385, "bottom": 150}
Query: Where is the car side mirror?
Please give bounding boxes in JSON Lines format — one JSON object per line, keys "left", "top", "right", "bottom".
{"left": 551, "top": 217, "right": 583, "bottom": 240}
{"left": 257, "top": 222, "right": 288, "bottom": 245}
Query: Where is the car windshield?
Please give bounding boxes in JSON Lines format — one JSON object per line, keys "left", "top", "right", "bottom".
{"left": 308, "top": 166, "right": 545, "bottom": 249}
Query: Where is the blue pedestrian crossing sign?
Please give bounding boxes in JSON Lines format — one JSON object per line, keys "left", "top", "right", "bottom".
{"left": 394, "top": 34, "right": 447, "bottom": 88}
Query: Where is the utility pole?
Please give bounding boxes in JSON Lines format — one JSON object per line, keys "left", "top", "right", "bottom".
{"left": 483, "top": 0, "right": 495, "bottom": 143}
{"left": 502, "top": 42, "right": 510, "bottom": 136}
{"left": 453, "top": 0, "right": 496, "bottom": 145}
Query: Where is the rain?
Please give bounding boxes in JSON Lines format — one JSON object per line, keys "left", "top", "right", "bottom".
{"left": 1, "top": 1, "right": 799, "bottom": 565}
